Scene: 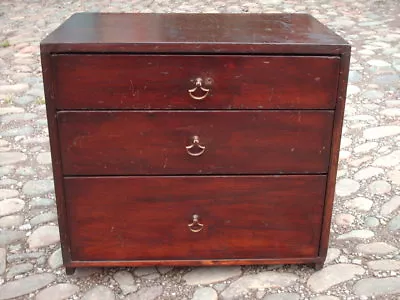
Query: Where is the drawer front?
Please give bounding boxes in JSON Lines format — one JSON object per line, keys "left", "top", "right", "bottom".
{"left": 58, "top": 111, "right": 334, "bottom": 175}
{"left": 65, "top": 176, "right": 326, "bottom": 261}
{"left": 53, "top": 55, "right": 340, "bottom": 109}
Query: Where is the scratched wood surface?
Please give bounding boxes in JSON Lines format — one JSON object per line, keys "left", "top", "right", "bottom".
{"left": 41, "top": 13, "right": 349, "bottom": 54}
{"left": 53, "top": 55, "right": 340, "bottom": 109}
{"left": 57, "top": 110, "right": 334, "bottom": 175}
{"left": 40, "top": 13, "right": 350, "bottom": 272}
{"left": 64, "top": 175, "right": 326, "bottom": 260}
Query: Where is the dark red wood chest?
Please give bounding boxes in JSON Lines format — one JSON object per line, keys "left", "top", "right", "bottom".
{"left": 40, "top": 13, "right": 350, "bottom": 274}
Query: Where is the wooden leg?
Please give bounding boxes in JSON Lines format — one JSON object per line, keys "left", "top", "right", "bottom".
{"left": 65, "top": 267, "right": 76, "bottom": 275}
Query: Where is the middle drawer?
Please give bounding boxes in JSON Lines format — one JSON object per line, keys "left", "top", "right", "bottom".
{"left": 58, "top": 111, "right": 333, "bottom": 175}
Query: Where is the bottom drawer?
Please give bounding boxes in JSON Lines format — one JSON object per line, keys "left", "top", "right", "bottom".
{"left": 64, "top": 176, "right": 326, "bottom": 261}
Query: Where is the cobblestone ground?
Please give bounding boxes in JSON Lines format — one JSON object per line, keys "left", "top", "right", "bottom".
{"left": 0, "top": 0, "right": 399, "bottom": 299}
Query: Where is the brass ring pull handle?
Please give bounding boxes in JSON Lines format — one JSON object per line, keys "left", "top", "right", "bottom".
{"left": 188, "top": 214, "right": 204, "bottom": 232}
{"left": 188, "top": 78, "right": 210, "bottom": 100}
{"left": 186, "top": 136, "right": 206, "bottom": 157}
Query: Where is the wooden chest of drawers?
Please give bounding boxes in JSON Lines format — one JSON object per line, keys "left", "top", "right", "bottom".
{"left": 40, "top": 13, "right": 350, "bottom": 274}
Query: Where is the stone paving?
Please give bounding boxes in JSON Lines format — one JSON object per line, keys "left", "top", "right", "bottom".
{"left": 0, "top": 0, "right": 399, "bottom": 299}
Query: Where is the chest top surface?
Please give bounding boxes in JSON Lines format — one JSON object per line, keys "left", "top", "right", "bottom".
{"left": 41, "top": 13, "right": 349, "bottom": 54}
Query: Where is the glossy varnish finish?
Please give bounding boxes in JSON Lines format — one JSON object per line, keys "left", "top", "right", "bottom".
{"left": 58, "top": 111, "right": 334, "bottom": 175}
{"left": 65, "top": 176, "right": 326, "bottom": 261}
{"left": 53, "top": 55, "right": 340, "bottom": 109}
{"left": 40, "top": 13, "right": 350, "bottom": 273}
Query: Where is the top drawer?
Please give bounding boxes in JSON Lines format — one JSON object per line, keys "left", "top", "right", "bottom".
{"left": 53, "top": 55, "right": 340, "bottom": 110}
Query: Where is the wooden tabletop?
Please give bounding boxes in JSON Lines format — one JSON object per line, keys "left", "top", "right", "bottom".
{"left": 41, "top": 13, "right": 350, "bottom": 54}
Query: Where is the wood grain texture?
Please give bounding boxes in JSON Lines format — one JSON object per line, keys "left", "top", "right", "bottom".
{"left": 40, "top": 51, "right": 72, "bottom": 265}
{"left": 57, "top": 111, "right": 334, "bottom": 175}
{"left": 53, "top": 55, "right": 340, "bottom": 109}
{"left": 66, "top": 257, "right": 324, "bottom": 268}
{"left": 40, "top": 13, "right": 349, "bottom": 54}
{"left": 318, "top": 50, "right": 351, "bottom": 262}
{"left": 40, "top": 13, "right": 350, "bottom": 272}
{"left": 64, "top": 175, "right": 326, "bottom": 261}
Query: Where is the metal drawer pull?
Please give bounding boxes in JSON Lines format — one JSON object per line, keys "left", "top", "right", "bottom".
{"left": 185, "top": 136, "right": 206, "bottom": 157}
{"left": 188, "top": 214, "right": 204, "bottom": 232}
{"left": 188, "top": 78, "right": 210, "bottom": 100}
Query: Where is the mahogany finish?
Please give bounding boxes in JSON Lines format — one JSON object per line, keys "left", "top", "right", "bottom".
{"left": 40, "top": 13, "right": 350, "bottom": 274}
{"left": 40, "top": 53, "right": 71, "bottom": 265}
{"left": 65, "top": 176, "right": 326, "bottom": 261}
{"left": 41, "top": 13, "right": 348, "bottom": 54}
{"left": 67, "top": 257, "right": 322, "bottom": 268}
{"left": 58, "top": 111, "right": 333, "bottom": 175}
{"left": 319, "top": 52, "right": 351, "bottom": 261}
{"left": 53, "top": 55, "right": 339, "bottom": 109}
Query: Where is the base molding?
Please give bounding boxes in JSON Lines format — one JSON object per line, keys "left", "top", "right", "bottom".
{"left": 64, "top": 257, "right": 325, "bottom": 274}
